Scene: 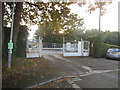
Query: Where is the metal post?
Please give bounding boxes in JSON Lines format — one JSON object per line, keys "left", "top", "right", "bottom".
{"left": 81, "top": 38, "right": 83, "bottom": 56}
{"left": 54, "top": 43, "right": 55, "bottom": 50}
{"left": 38, "top": 37, "right": 42, "bottom": 57}
{"left": 39, "top": 37, "right": 40, "bottom": 57}
{"left": 99, "top": 6, "right": 101, "bottom": 33}
{"left": 118, "top": 2, "right": 120, "bottom": 49}
{"left": 98, "top": 5, "right": 101, "bottom": 57}
{"left": 8, "top": 1, "right": 15, "bottom": 68}
{"left": 63, "top": 37, "right": 65, "bottom": 53}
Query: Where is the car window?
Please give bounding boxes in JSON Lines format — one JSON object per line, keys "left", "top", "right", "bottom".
{"left": 114, "top": 49, "right": 120, "bottom": 52}
{"left": 108, "top": 49, "right": 120, "bottom": 52}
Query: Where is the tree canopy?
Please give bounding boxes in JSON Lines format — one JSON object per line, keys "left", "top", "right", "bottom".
{"left": 2, "top": 0, "right": 114, "bottom": 58}
{"left": 23, "top": 2, "right": 84, "bottom": 34}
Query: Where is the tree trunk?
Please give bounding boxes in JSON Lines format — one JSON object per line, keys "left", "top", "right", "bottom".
{"left": 2, "top": 2, "right": 5, "bottom": 44}
{"left": 2, "top": 2, "right": 23, "bottom": 58}
{"left": 2, "top": 2, "right": 5, "bottom": 58}
{"left": 16, "top": 25, "right": 29, "bottom": 57}
{"left": 12, "top": 2, "right": 23, "bottom": 55}
{"left": 0, "top": 2, "right": 2, "bottom": 60}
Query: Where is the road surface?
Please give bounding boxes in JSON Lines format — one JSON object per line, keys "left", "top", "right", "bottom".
{"left": 42, "top": 50, "right": 119, "bottom": 88}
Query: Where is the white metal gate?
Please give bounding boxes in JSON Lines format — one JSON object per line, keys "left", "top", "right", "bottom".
{"left": 63, "top": 39, "right": 90, "bottom": 57}
{"left": 26, "top": 37, "right": 42, "bottom": 58}
{"left": 42, "top": 42, "right": 63, "bottom": 50}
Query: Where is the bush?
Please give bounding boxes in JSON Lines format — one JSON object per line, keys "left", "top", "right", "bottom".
{"left": 87, "top": 35, "right": 119, "bottom": 58}
{"left": 87, "top": 35, "right": 102, "bottom": 58}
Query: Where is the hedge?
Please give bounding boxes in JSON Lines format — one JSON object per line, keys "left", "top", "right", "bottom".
{"left": 87, "top": 35, "right": 119, "bottom": 58}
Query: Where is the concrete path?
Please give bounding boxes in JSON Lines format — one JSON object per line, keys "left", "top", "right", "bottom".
{"left": 40, "top": 50, "right": 119, "bottom": 88}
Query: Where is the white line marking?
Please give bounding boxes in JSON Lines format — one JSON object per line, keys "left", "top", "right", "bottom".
{"left": 82, "top": 66, "right": 92, "bottom": 71}
{"left": 79, "top": 68, "right": 120, "bottom": 77}
{"left": 67, "top": 79, "right": 82, "bottom": 89}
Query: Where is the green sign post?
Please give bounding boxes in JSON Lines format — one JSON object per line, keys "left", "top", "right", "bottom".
{"left": 8, "top": 43, "right": 13, "bottom": 50}
{"left": 8, "top": 0, "right": 15, "bottom": 69}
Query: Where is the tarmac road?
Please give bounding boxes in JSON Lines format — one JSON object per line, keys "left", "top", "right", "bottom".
{"left": 42, "top": 50, "right": 119, "bottom": 89}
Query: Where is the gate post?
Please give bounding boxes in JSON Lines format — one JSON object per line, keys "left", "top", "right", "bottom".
{"left": 78, "top": 39, "right": 84, "bottom": 56}
{"left": 39, "top": 37, "right": 42, "bottom": 57}
{"left": 78, "top": 41, "right": 82, "bottom": 56}
{"left": 63, "top": 37, "right": 65, "bottom": 53}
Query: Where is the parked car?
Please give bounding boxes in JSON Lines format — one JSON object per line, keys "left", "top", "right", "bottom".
{"left": 106, "top": 48, "right": 120, "bottom": 59}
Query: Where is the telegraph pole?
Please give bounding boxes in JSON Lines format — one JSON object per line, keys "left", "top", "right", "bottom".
{"left": 99, "top": 4, "right": 101, "bottom": 33}
{"left": 8, "top": 1, "right": 15, "bottom": 69}
{"left": 98, "top": 3, "right": 102, "bottom": 57}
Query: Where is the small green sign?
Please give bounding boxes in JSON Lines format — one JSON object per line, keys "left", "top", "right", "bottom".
{"left": 8, "top": 43, "right": 13, "bottom": 49}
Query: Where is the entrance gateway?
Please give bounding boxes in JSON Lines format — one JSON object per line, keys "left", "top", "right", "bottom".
{"left": 26, "top": 38, "right": 90, "bottom": 58}
{"left": 63, "top": 39, "right": 90, "bottom": 57}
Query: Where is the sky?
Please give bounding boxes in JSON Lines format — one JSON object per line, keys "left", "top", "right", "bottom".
{"left": 69, "top": 0, "right": 119, "bottom": 31}
{"left": 28, "top": 0, "right": 120, "bottom": 39}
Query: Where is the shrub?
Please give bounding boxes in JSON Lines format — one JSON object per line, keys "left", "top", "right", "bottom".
{"left": 87, "top": 35, "right": 102, "bottom": 58}
{"left": 87, "top": 35, "right": 119, "bottom": 58}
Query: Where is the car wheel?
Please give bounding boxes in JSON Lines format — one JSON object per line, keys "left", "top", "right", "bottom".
{"left": 106, "top": 57, "right": 109, "bottom": 59}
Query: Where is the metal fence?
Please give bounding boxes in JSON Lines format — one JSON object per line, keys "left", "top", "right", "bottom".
{"left": 26, "top": 38, "right": 42, "bottom": 58}
{"left": 64, "top": 43, "right": 78, "bottom": 52}
{"left": 42, "top": 42, "right": 63, "bottom": 50}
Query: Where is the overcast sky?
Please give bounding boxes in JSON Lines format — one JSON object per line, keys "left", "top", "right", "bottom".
{"left": 69, "top": 0, "right": 119, "bottom": 32}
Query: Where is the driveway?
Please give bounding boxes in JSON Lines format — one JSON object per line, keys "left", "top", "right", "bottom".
{"left": 41, "top": 50, "right": 119, "bottom": 88}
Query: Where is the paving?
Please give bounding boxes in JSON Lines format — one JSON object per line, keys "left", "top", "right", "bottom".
{"left": 32, "top": 50, "right": 119, "bottom": 89}
{"left": 4, "top": 50, "right": 118, "bottom": 89}
{"left": 74, "top": 71, "right": 118, "bottom": 88}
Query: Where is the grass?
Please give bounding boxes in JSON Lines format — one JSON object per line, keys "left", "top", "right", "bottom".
{"left": 2, "top": 57, "right": 57, "bottom": 88}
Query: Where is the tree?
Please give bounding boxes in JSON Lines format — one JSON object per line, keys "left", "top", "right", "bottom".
{"left": 84, "top": 29, "right": 104, "bottom": 40}
{"left": 2, "top": 1, "right": 112, "bottom": 58}
{"left": 2, "top": 2, "right": 23, "bottom": 56}
{"left": 3, "top": 2, "right": 84, "bottom": 48}
{"left": 103, "top": 32, "right": 120, "bottom": 45}
{"left": 35, "top": 19, "right": 84, "bottom": 43}
{"left": 64, "top": 28, "right": 84, "bottom": 41}
{"left": 16, "top": 25, "right": 29, "bottom": 57}
{"left": 86, "top": 0, "right": 112, "bottom": 57}
{"left": 32, "top": 2, "right": 84, "bottom": 43}
{"left": 87, "top": 1, "right": 112, "bottom": 47}
{"left": 2, "top": 1, "right": 90, "bottom": 52}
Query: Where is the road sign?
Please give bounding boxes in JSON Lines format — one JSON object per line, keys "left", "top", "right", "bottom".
{"left": 8, "top": 42, "right": 13, "bottom": 49}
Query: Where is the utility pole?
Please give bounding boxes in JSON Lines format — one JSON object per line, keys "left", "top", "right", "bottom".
{"left": 118, "top": 1, "right": 120, "bottom": 49}
{"left": 8, "top": 1, "right": 15, "bottom": 69}
{"left": 99, "top": 5, "right": 101, "bottom": 33}
{"left": 98, "top": 3, "right": 102, "bottom": 57}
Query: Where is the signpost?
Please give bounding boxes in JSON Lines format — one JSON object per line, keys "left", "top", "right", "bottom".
{"left": 8, "top": 1, "right": 15, "bottom": 69}
{"left": 8, "top": 42, "right": 13, "bottom": 50}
